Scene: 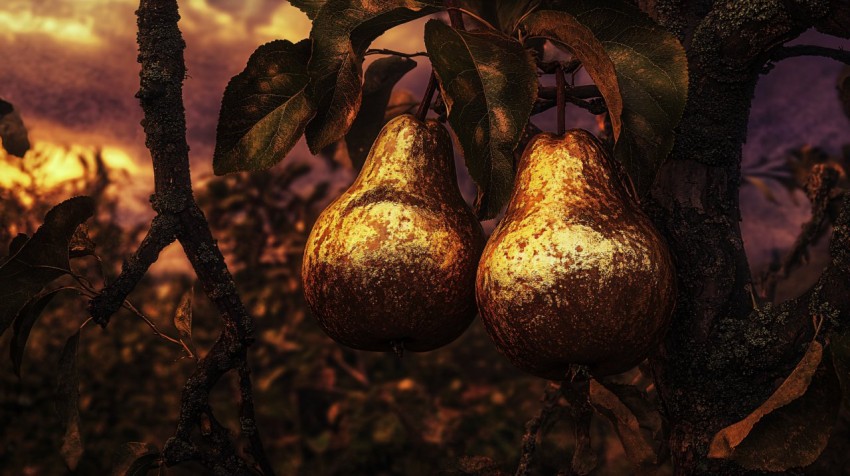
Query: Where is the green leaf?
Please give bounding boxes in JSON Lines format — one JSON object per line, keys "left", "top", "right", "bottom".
{"left": 424, "top": 20, "right": 537, "bottom": 219}
{"left": 522, "top": 2, "right": 688, "bottom": 195}
{"left": 345, "top": 56, "right": 417, "bottom": 170}
{"left": 0, "top": 196, "right": 95, "bottom": 337}
{"left": 109, "top": 442, "right": 159, "bottom": 476}
{"left": 213, "top": 39, "right": 314, "bottom": 175}
{"left": 709, "top": 342, "right": 842, "bottom": 471}
{"left": 290, "top": 0, "right": 327, "bottom": 20}
{"left": 305, "top": 0, "right": 440, "bottom": 153}
{"left": 11, "top": 288, "right": 75, "bottom": 377}
{"left": 56, "top": 331, "right": 84, "bottom": 470}
{"left": 0, "top": 98, "right": 31, "bottom": 157}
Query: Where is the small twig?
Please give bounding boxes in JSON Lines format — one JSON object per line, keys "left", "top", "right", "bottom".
{"left": 416, "top": 71, "right": 438, "bottom": 121}
{"left": 516, "top": 381, "right": 566, "bottom": 476}
{"left": 538, "top": 85, "right": 602, "bottom": 101}
{"left": 365, "top": 48, "right": 427, "bottom": 58}
{"left": 89, "top": 213, "right": 178, "bottom": 326}
{"left": 238, "top": 363, "right": 275, "bottom": 476}
{"left": 538, "top": 59, "right": 582, "bottom": 75}
{"left": 556, "top": 64, "right": 566, "bottom": 135}
{"left": 447, "top": 0, "right": 466, "bottom": 30}
{"left": 769, "top": 45, "right": 850, "bottom": 66}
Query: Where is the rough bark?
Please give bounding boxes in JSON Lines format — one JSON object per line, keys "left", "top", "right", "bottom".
{"left": 646, "top": 0, "right": 850, "bottom": 474}
{"left": 88, "top": 0, "right": 274, "bottom": 474}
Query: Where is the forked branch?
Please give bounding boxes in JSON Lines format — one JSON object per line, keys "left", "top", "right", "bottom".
{"left": 86, "top": 0, "right": 273, "bottom": 474}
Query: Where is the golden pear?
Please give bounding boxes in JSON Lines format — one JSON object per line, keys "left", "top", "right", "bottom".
{"left": 302, "top": 114, "right": 485, "bottom": 352}
{"left": 476, "top": 130, "right": 675, "bottom": 378}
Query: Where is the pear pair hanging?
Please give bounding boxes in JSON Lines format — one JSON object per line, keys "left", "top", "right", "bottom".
{"left": 302, "top": 115, "right": 674, "bottom": 377}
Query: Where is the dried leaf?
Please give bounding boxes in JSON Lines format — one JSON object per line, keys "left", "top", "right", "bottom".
{"left": 709, "top": 341, "right": 842, "bottom": 471}
{"left": 0, "top": 97, "right": 31, "bottom": 157}
{"left": 174, "top": 287, "right": 195, "bottom": 359}
{"left": 424, "top": 20, "right": 538, "bottom": 219}
{"left": 109, "top": 442, "right": 159, "bottom": 476}
{"left": 305, "top": 0, "right": 440, "bottom": 153}
{"left": 56, "top": 331, "right": 84, "bottom": 470}
{"left": 69, "top": 224, "right": 97, "bottom": 259}
{"left": 589, "top": 379, "right": 659, "bottom": 469}
{"left": 0, "top": 197, "right": 95, "bottom": 337}
{"left": 213, "top": 39, "right": 314, "bottom": 174}
{"left": 11, "top": 288, "right": 73, "bottom": 377}
{"left": 345, "top": 55, "right": 417, "bottom": 170}
{"left": 522, "top": 1, "right": 689, "bottom": 195}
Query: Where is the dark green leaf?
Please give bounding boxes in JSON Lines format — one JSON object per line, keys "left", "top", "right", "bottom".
{"left": 424, "top": 20, "right": 537, "bottom": 219}
{"left": 56, "top": 331, "right": 83, "bottom": 470}
{"left": 0, "top": 196, "right": 95, "bottom": 337}
{"left": 496, "top": 0, "right": 540, "bottom": 32}
{"left": 8, "top": 233, "right": 28, "bottom": 256}
{"left": 345, "top": 56, "right": 417, "bottom": 169}
{"left": 709, "top": 342, "right": 841, "bottom": 471}
{"left": 290, "top": 0, "right": 327, "bottom": 20}
{"left": 522, "top": 2, "right": 688, "bottom": 194}
{"left": 11, "top": 288, "right": 74, "bottom": 377}
{"left": 214, "top": 39, "right": 314, "bottom": 175}
{"left": 109, "top": 442, "right": 159, "bottom": 476}
{"left": 305, "top": 0, "right": 440, "bottom": 153}
{"left": 174, "top": 287, "right": 195, "bottom": 359}
{"left": 0, "top": 98, "right": 31, "bottom": 157}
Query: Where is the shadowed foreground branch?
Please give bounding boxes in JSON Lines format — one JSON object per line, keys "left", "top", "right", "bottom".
{"left": 87, "top": 0, "right": 273, "bottom": 474}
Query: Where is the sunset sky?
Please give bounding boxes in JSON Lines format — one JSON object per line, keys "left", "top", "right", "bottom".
{"left": 1, "top": 0, "right": 849, "bottom": 272}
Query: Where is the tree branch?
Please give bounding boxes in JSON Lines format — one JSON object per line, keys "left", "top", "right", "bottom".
{"left": 88, "top": 213, "right": 178, "bottom": 325}
{"left": 516, "top": 381, "right": 565, "bottom": 476}
{"left": 86, "top": 0, "right": 273, "bottom": 474}
{"left": 770, "top": 44, "right": 850, "bottom": 65}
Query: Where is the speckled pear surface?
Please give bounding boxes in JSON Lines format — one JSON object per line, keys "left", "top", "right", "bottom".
{"left": 302, "top": 114, "right": 485, "bottom": 352}
{"left": 476, "top": 130, "right": 675, "bottom": 378}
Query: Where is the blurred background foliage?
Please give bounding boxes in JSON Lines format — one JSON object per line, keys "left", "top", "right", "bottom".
{"left": 0, "top": 145, "right": 647, "bottom": 475}
{"left": 0, "top": 64, "right": 847, "bottom": 476}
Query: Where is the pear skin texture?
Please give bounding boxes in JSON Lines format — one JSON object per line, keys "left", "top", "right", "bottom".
{"left": 476, "top": 130, "right": 675, "bottom": 379}
{"left": 302, "top": 115, "right": 485, "bottom": 352}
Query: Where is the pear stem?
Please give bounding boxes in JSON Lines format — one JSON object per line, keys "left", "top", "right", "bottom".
{"left": 416, "top": 0, "right": 466, "bottom": 122}
{"left": 556, "top": 64, "right": 567, "bottom": 136}
{"left": 416, "top": 71, "right": 438, "bottom": 121}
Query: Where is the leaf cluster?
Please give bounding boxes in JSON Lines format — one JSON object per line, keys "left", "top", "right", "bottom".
{"left": 214, "top": 0, "right": 688, "bottom": 218}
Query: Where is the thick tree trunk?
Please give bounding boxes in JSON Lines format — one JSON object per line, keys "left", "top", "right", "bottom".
{"left": 643, "top": 1, "right": 850, "bottom": 473}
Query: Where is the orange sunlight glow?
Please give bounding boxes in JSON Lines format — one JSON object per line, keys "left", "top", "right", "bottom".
{"left": 0, "top": 142, "right": 145, "bottom": 204}
{"left": 0, "top": 9, "right": 102, "bottom": 46}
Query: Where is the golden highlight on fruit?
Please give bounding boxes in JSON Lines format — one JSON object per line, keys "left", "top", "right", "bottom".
{"left": 476, "top": 130, "right": 675, "bottom": 378}
{"left": 302, "top": 114, "right": 485, "bottom": 352}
